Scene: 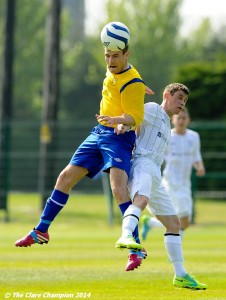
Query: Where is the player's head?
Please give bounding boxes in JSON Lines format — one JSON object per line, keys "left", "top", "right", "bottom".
{"left": 162, "top": 83, "right": 189, "bottom": 116}
{"left": 104, "top": 46, "right": 130, "bottom": 74}
{"left": 101, "top": 21, "right": 130, "bottom": 74}
{"left": 172, "top": 107, "right": 190, "bottom": 130}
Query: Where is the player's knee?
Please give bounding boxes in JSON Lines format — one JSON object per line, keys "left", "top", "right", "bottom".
{"left": 133, "top": 195, "right": 148, "bottom": 210}
{"left": 166, "top": 216, "right": 180, "bottom": 233}
{"left": 56, "top": 169, "right": 73, "bottom": 191}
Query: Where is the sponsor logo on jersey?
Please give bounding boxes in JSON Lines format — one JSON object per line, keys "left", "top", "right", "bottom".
{"left": 157, "top": 131, "right": 167, "bottom": 143}
{"left": 111, "top": 78, "right": 118, "bottom": 85}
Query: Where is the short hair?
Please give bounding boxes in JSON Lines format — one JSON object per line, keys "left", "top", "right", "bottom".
{"left": 122, "top": 45, "right": 129, "bottom": 54}
{"left": 104, "top": 45, "right": 129, "bottom": 54}
{"left": 164, "top": 83, "right": 190, "bottom": 96}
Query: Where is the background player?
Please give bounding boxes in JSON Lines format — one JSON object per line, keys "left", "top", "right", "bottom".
{"left": 141, "top": 108, "right": 205, "bottom": 241}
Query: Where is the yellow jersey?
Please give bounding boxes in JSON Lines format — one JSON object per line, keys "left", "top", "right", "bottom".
{"left": 99, "top": 65, "right": 145, "bottom": 127}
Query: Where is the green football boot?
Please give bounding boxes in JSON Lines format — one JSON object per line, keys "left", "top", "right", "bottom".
{"left": 115, "top": 235, "right": 143, "bottom": 251}
{"left": 173, "top": 273, "right": 207, "bottom": 290}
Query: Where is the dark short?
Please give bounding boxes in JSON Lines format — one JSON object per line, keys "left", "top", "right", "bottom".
{"left": 69, "top": 124, "right": 136, "bottom": 178}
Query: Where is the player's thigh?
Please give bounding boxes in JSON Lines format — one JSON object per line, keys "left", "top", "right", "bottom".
{"left": 56, "top": 164, "right": 88, "bottom": 192}
{"left": 70, "top": 132, "right": 104, "bottom": 178}
{"left": 148, "top": 183, "right": 177, "bottom": 216}
{"left": 128, "top": 157, "right": 154, "bottom": 202}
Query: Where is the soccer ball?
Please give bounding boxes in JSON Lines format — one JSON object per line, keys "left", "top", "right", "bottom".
{"left": 100, "top": 21, "right": 130, "bottom": 51}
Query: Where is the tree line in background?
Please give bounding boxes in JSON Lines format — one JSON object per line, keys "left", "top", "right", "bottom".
{"left": 0, "top": 0, "right": 226, "bottom": 122}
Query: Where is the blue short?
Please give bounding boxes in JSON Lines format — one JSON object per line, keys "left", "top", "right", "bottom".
{"left": 70, "top": 124, "right": 136, "bottom": 178}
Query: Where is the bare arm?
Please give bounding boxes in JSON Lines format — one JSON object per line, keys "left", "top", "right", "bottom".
{"left": 95, "top": 113, "right": 135, "bottom": 127}
{"left": 97, "top": 85, "right": 154, "bottom": 132}
{"left": 145, "top": 86, "right": 155, "bottom": 95}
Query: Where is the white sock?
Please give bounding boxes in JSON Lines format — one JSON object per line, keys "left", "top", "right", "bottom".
{"left": 122, "top": 205, "right": 141, "bottom": 237}
{"left": 164, "top": 234, "right": 187, "bottom": 277}
{"left": 149, "top": 217, "right": 164, "bottom": 228}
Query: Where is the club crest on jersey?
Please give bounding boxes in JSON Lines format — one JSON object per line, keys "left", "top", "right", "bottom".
{"left": 111, "top": 78, "right": 118, "bottom": 85}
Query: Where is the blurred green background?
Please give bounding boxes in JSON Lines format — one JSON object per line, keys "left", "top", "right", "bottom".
{"left": 0, "top": 0, "right": 226, "bottom": 214}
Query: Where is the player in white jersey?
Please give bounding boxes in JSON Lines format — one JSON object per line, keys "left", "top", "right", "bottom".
{"left": 141, "top": 108, "right": 205, "bottom": 241}
{"left": 115, "top": 83, "right": 207, "bottom": 290}
{"left": 163, "top": 108, "right": 205, "bottom": 235}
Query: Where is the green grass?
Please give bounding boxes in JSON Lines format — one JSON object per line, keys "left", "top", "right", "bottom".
{"left": 0, "top": 193, "right": 226, "bottom": 300}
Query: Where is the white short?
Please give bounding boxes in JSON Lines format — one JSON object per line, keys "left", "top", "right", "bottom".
{"left": 162, "top": 177, "right": 192, "bottom": 219}
{"left": 128, "top": 157, "right": 177, "bottom": 216}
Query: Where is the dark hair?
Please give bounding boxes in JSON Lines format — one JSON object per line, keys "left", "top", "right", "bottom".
{"left": 104, "top": 45, "right": 129, "bottom": 54}
{"left": 122, "top": 45, "right": 129, "bottom": 54}
{"left": 164, "top": 83, "right": 190, "bottom": 96}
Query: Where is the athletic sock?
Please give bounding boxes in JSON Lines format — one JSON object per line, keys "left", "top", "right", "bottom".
{"left": 118, "top": 201, "right": 141, "bottom": 243}
{"left": 164, "top": 233, "right": 187, "bottom": 277}
{"left": 35, "top": 189, "right": 69, "bottom": 233}
{"left": 119, "top": 201, "right": 132, "bottom": 213}
{"left": 122, "top": 204, "right": 141, "bottom": 238}
{"left": 149, "top": 217, "right": 164, "bottom": 228}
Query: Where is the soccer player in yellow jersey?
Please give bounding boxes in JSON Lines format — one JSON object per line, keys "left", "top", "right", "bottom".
{"left": 15, "top": 22, "right": 154, "bottom": 272}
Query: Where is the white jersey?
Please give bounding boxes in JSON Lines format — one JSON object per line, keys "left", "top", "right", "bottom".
{"left": 128, "top": 102, "right": 176, "bottom": 215}
{"left": 163, "top": 129, "right": 203, "bottom": 187}
{"left": 133, "top": 102, "right": 171, "bottom": 167}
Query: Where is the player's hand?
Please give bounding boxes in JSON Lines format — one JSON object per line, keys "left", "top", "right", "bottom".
{"left": 194, "top": 162, "right": 205, "bottom": 177}
{"left": 145, "top": 86, "right": 155, "bottom": 95}
{"left": 196, "top": 168, "right": 205, "bottom": 177}
{"left": 95, "top": 114, "right": 115, "bottom": 126}
{"left": 114, "top": 124, "right": 130, "bottom": 135}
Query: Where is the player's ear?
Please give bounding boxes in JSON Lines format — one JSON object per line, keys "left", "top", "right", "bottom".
{"left": 124, "top": 50, "right": 130, "bottom": 58}
{"left": 163, "top": 90, "right": 170, "bottom": 100}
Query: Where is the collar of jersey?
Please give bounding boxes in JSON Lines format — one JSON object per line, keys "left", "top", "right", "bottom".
{"left": 116, "top": 64, "right": 132, "bottom": 75}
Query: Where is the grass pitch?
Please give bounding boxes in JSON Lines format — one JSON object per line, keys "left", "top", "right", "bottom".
{"left": 0, "top": 193, "right": 226, "bottom": 300}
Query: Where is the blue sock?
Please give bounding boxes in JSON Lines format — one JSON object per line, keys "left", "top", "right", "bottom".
{"left": 133, "top": 226, "right": 141, "bottom": 244}
{"left": 35, "top": 189, "right": 69, "bottom": 233}
{"left": 118, "top": 201, "right": 141, "bottom": 244}
{"left": 119, "top": 201, "right": 132, "bottom": 214}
